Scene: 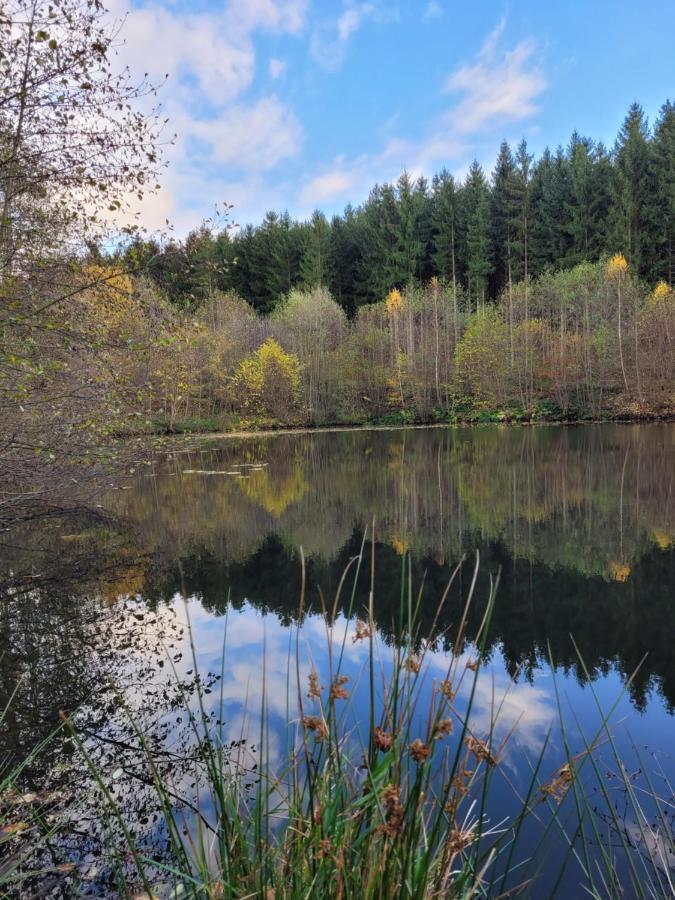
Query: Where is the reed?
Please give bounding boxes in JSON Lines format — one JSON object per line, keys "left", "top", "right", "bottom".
{"left": 3, "top": 545, "right": 673, "bottom": 898}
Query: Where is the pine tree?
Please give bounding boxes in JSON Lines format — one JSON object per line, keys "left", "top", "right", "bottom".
{"left": 529, "top": 147, "right": 572, "bottom": 276}
{"left": 491, "top": 140, "right": 519, "bottom": 298}
{"left": 300, "top": 210, "right": 331, "bottom": 289}
{"left": 564, "top": 134, "right": 611, "bottom": 266}
{"left": 430, "top": 170, "right": 461, "bottom": 290}
{"left": 327, "top": 206, "right": 366, "bottom": 315}
{"left": 610, "top": 103, "right": 652, "bottom": 277}
{"left": 394, "top": 171, "right": 428, "bottom": 284}
{"left": 649, "top": 100, "right": 675, "bottom": 284}
{"left": 463, "top": 161, "right": 493, "bottom": 308}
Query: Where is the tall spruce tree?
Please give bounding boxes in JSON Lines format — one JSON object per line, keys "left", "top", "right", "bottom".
{"left": 491, "top": 141, "right": 520, "bottom": 298}
{"left": 393, "top": 172, "right": 429, "bottom": 284}
{"left": 327, "top": 206, "right": 366, "bottom": 315}
{"left": 463, "top": 160, "right": 493, "bottom": 308}
{"left": 513, "top": 138, "right": 533, "bottom": 283}
{"left": 649, "top": 100, "right": 675, "bottom": 284}
{"left": 300, "top": 210, "right": 331, "bottom": 289}
{"left": 431, "top": 170, "right": 461, "bottom": 291}
{"left": 610, "top": 103, "right": 652, "bottom": 277}
{"left": 529, "top": 147, "right": 572, "bottom": 276}
{"left": 565, "top": 133, "right": 611, "bottom": 266}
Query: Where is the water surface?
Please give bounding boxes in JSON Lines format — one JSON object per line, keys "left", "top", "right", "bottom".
{"left": 2, "top": 423, "right": 674, "bottom": 894}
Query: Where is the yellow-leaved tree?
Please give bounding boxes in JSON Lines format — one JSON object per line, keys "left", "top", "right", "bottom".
{"left": 232, "top": 338, "right": 302, "bottom": 422}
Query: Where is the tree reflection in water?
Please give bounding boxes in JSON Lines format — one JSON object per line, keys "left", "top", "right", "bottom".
{"left": 1, "top": 423, "right": 673, "bottom": 893}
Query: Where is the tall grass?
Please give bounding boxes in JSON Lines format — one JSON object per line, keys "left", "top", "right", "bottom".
{"left": 4, "top": 545, "right": 674, "bottom": 898}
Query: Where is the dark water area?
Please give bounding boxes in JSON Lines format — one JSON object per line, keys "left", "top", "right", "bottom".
{"left": 1, "top": 423, "right": 674, "bottom": 895}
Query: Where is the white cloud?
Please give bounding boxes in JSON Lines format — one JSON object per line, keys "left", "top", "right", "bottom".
{"left": 423, "top": 1, "right": 443, "bottom": 21}
{"left": 300, "top": 19, "right": 546, "bottom": 209}
{"left": 227, "top": 0, "right": 309, "bottom": 36}
{"left": 106, "top": 0, "right": 308, "bottom": 234}
{"left": 116, "top": 5, "right": 256, "bottom": 103}
{"left": 443, "top": 19, "right": 546, "bottom": 134}
{"left": 310, "top": 2, "right": 389, "bottom": 71}
{"left": 189, "top": 97, "right": 302, "bottom": 171}
{"left": 301, "top": 167, "right": 357, "bottom": 205}
{"left": 337, "top": 4, "right": 374, "bottom": 41}
{"left": 269, "top": 58, "right": 287, "bottom": 79}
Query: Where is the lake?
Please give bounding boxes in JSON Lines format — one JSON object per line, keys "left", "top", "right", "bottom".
{"left": 1, "top": 423, "right": 674, "bottom": 896}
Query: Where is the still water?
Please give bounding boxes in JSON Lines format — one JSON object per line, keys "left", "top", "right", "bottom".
{"left": 2, "top": 423, "right": 674, "bottom": 895}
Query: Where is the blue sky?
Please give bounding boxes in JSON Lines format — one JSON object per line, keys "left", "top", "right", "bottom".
{"left": 112, "top": 0, "right": 674, "bottom": 234}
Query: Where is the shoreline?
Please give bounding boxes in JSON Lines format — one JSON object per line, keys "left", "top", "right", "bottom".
{"left": 159, "top": 414, "right": 675, "bottom": 445}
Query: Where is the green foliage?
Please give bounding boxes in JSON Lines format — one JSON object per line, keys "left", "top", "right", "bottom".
{"left": 454, "top": 307, "right": 510, "bottom": 408}
{"left": 150, "top": 416, "right": 219, "bottom": 434}
{"left": 123, "top": 98, "right": 674, "bottom": 318}
{"left": 232, "top": 338, "right": 302, "bottom": 423}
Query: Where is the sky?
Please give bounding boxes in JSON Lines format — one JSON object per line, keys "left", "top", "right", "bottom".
{"left": 110, "top": 0, "right": 675, "bottom": 235}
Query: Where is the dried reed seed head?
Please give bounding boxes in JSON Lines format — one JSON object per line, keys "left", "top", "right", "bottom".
{"left": 301, "top": 715, "right": 328, "bottom": 741}
{"left": 353, "top": 619, "right": 371, "bottom": 642}
{"left": 465, "top": 735, "right": 498, "bottom": 767}
{"left": 409, "top": 738, "right": 431, "bottom": 763}
{"left": 446, "top": 827, "right": 476, "bottom": 855}
{"left": 307, "top": 670, "right": 322, "bottom": 699}
{"left": 378, "top": 784, "right": 404, "bottom": 838}
{"left": 540, "top": 762, "right": 574, "bottom": 803}
{"left": 316, "top": 838, "right": 332, "bottom": 859}
{"left": 330, "top": 675, "right": 350, "bottom": 700}
{"left": 439, "top": 680, "right": 456, "bottom": 700}
{"left": 373, "top": 726, "right": 394, "bottom": 751}
{"left": 381, "top": 784, "right": 401, "bottom": 807}
{"left": 445, "top": 768, "right": 473, "bottom": 815}
{"left": 434, "top": 718, "right": 453, "bottom": 739}
{"left": 403, "top": 655, "right": 421, "bottom": 673}
{"left": 465, "top": 658, "right": 480, "bottom": 672}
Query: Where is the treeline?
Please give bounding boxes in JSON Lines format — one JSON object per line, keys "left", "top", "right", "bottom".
{"left": 122, "top": 100, "right": 674, "bottom": 315}
{"left": 39, "top": 256, "right": 672, "bottom": 439}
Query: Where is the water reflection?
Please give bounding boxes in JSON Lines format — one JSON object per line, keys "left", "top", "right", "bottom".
{"left": 1, "top": 423, "right": 674, "bottom": 895}
{"left": 124, "top": 423, "right": 675, "bottom": 710}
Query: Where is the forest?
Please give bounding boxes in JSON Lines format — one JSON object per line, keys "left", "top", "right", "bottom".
{"left": 123, "top": 101, "right": 674, "bottom": 316}
{"left": 1, "top": 0, "right": 674, "bottom": 532}
{"left": 73, "top": 99, "right": 674, "bottom": 434}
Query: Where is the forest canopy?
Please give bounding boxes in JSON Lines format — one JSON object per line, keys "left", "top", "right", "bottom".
{"left": 123, "top": 100, "right": 674, "bottom": 316}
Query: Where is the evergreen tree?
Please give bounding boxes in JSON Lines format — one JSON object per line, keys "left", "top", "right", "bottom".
{"left": 213, "top": 229, "right": 236, "bottom": 294}
{"left": 491, "top": 140, "right": 519, "bottom": 297}
{"left": 327, "top": 206, "right": 365, "bottom": 315}
{"left": 529, "top": 147, "right": 572, "bottom": 276}
{"left": 360, "top": 183, "right": 401, "bottom": 300}
{"left": 565, "top": 134, "right": 611, "bottom": 266}
{"left": 610, "top": 103, "right": 652, "bottom": 277}
{"left": 230, "top": 225, "right": 257, "bottom": 306}
{"left": 462, "top": 160, "right": 493, "bottom": 308}
{"left": 513, "top": 138, "right": 533, "bottom": 283}
{"left": 394, "top": 171, "right": 428, "bottom": 284}
{"left": 649, "top": 100, "right": 675, "bottom": 284}
{"left": 250, "top": 211, "right": 301, "bottom": 312}
{"left": 300, "top": 210, "right": 331, "bottom": 289}
{"left": 430, "top": 170, "right": 461, "bottom": 290}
